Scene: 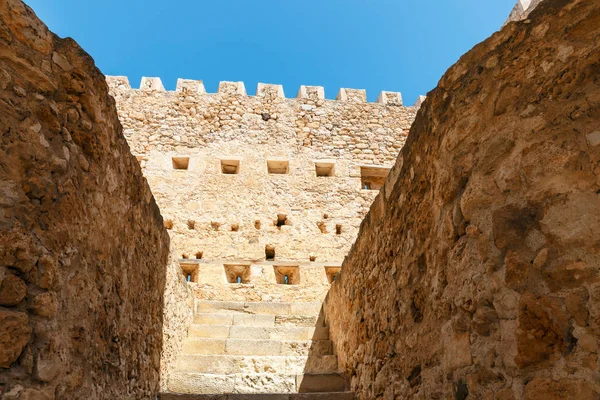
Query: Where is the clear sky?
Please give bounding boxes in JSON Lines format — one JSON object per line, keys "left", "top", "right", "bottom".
{"left": 24, "top": 0, "right": 515, "bottom": 105}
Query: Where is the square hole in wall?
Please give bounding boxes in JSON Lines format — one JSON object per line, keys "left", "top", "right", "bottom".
{"left": 221, "top": 159, "right": 240, "bottom": 174}
{"left": 274, "top": 266, "right": 300, "bottom": 285}
{"left": 172, "top": 157, "right": 190, "bottom": 170}
{"left": 267, "top": 160, "right": 289, "bottom": 174}
{"left": 181, "top": 263, "right": 199, "bottom": 283}
{"left": 224, "top": 264, "right": 251, "bottom": 284}
{"left": 315, "top": 162, "right": 335, "bottom": 177}
{"left": 325, "top": 266, "right": 341, "bottom": 283}
{"left": 360, "top": 166, "right": 391, "bottom": 190}
{"left": 265, "top": 245, "right": 275, "bottom": 261}
{"left": 275, "top": 214, "right": 289, "bottom": 229}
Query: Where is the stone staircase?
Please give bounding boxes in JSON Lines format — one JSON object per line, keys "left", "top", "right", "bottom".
{"left": 163, "top": 300, "right": 353, "bottom": 399}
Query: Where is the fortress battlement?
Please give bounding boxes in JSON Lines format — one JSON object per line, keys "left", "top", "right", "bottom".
{"left": 106, "top": 76, "right": 424, "bottom": 107}
{"left": 106, "top": 73, "right": 420, "bottom": 294}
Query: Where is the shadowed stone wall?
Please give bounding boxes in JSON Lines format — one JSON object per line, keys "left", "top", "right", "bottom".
{"left": 0, "top": 1, "right": 186, "bottom": 398}
{"left": 325, "top": 0, "right": 600, "bottom": 398}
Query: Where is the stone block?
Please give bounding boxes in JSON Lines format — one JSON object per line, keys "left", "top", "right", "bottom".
{"left": 188, "top": 324, "right": 231, "bottom": 338}
{"left": 182, "top": 338, "right": 227, "bottom": 355}
{"left": 233, "top": 314, "right": 275, "bottom": 327}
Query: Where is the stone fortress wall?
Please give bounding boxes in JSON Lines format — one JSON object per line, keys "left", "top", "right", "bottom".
{"left": 0, "top": 1, "right": 192, "bottom": 398}
{"left": 107, "top": 77, "right": 420, "bottom": 301}
{"left": 325, "top": 0, "right": 600, "bottom": 398}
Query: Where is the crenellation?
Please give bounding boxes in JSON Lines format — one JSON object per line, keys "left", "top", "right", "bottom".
{"left": 106, "top": 75, "right": 131, "bottom": 89}
{"left": 336, "top": 87, "right": 367, "bottom": 102}
{"left": 257, "top": 82, "right": 285, "bottom": 99}
{"left": 376, "top": 90, "right": 403, "bottom": 105}
{"left": 297, "top": 85, "right": 325, "bottom": 100}
{"left": 218, "top": 80, "right": 246, "bottom": 95}
{"left": 108, "top": 76, "right": 423, "bottom": 107}
{"left": 176, "top": 78, "right": 206, "bottom": 94}
{"left": 414, "top": 94, "right": 426, "bottom": 108}
{"left": 140, "top": 76, "right": 165, "bottom": 91}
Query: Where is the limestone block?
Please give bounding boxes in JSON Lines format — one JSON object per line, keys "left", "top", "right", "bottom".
{"left": 182, "top": 338, "right": 227, "bottom": 355}
{"left": 233, "top": 314, "right": 276, "bottom": 327}
{"left": 188, "top": 324, "right": 231, "bottom": 338}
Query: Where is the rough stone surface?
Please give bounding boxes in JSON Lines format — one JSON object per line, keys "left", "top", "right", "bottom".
{"left": 107, "top": 77, "right": 418, "bottom": 303}
{"left": 161, "top": 252, "right": 195, "bottom": 392}
{"left": 0, "top": 1, "right": 186, "bottom": 398}
{"left": 325, "top": 0, "right": 600, "bottom": 398}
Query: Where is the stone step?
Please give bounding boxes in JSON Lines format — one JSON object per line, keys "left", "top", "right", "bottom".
{"left": 176, "top": 355, "right": 339, "bottom": 375}
{"left": 194, "top": 313, "right": 324, "bottom": 328}
{"left": 168, "top": 372, "right": 347, "bottom": 394}
{"left": 181, "top": 338, "right": 333, "bottom": 357}
{"left": 195, "top": 301, "right": 323, "bottom": 316}
{"left": 160, "top": 392, "right": 355, "bottom": 400}
{"left": 189, "top": 325, "right": 330, "bottom": 341}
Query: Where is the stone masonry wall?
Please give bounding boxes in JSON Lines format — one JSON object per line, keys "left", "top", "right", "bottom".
{"left": 325, "top": 0, "right": 600, "bottom": 398}
{"left": 0, "top": 1, "right": 185, "bottom": 398}
{"left": 108, "top": 77, "right": 418, "bottom": 302}
{"left": 160, "top": 252, "right": 193, "bottom": 392}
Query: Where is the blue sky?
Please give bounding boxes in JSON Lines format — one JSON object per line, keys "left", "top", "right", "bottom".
{"left": 24, "top": 1, "right": 514, "bottom": 104}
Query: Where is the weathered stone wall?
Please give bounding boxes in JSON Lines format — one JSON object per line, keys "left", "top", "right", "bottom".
{"left": 0, "top": 1, "right": 180, "bottom": 398}
{"left": 325, "top": 0, "right": 600, "bottom": 398}
{"left": 160, "top": 252, "right": 194, "bottom": 392}
{"left": 108, "top": 77, "right": 418, "bottom": 301}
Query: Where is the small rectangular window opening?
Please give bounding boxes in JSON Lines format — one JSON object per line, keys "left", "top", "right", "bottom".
{"left": 274, "top": 266, "right": 300, "bottom": 285}
{"left": 267, "top": 160, "right": 289, "bottom": 174}
{"left": 335, "top": 224, "right": 342, "bottom": 235}
{"left": 325, "top": 267, "right": 342, "bottom": 284}
{"left": 315, "top": 162, "right": 335, "bottom": 177}
{"left": 221, "top": 159, "right": 240, "bottom": 174}
{"left": 275, "top": 214, "right": 289, "bottom": 229}
{"left": 172, "top": 157, "right": 190, "bottom": 170}
{"left": 224, "top": 264, "right": 251, "bottom": 284}
{"left": 181, "top": 263, "right": 199, "bottom": 283}
{"left": 360, "top": 166, "right": 391, "bottom": 190}
{"left": 317, "top": 221, "right": 327, "bottom": 234}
